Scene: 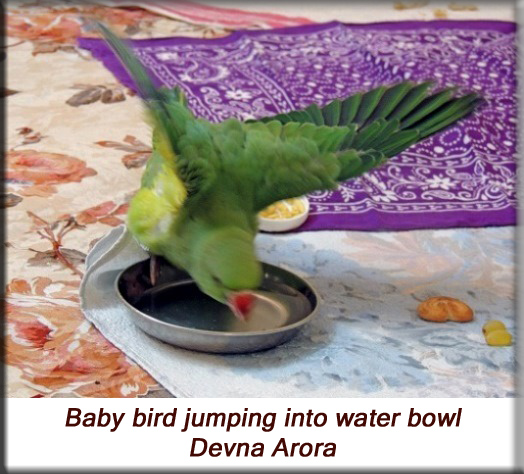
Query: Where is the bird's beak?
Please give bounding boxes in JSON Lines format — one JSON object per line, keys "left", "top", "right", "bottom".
{"left": 227, "top": 292, "right": 255, "bottom": 322}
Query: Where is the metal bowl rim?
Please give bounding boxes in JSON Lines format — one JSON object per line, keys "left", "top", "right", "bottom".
{"left": 114, "top": 261, "right": 319, "bottom": 338}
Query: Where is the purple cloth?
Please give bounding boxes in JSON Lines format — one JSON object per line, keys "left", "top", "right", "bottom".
{"left": 79, "top": 20, "right": 517, "bottom": 231}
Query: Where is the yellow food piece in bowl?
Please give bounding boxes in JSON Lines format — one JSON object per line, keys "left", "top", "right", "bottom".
{"left": 259, "top": 198, "right": 306, "bottom": 220}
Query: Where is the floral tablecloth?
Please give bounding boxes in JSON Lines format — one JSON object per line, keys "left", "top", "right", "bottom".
{"left": 5, "top": 1, "right": 515, "bottom": 398}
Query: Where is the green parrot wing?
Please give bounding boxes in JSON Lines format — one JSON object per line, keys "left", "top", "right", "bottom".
{"left": 241, "top": 120, "right": 379, "bottom": 211}
{"left": 242, "top": 121, "right": 345, "bottom": 209}
{"left": 247, "top": 81, "right": 482, "bottom": 210}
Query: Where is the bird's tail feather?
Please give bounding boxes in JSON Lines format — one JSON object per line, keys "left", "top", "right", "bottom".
{"left": 97, "top": 22, "right": 191, "bottom": 153}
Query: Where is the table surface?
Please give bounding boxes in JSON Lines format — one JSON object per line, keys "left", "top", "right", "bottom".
{"left": 6, "top": 1, "right": 515, "bottom": 398}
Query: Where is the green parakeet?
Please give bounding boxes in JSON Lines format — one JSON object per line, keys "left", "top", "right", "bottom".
{"left": 99, "top": 24, "right": 481, "bottom": 317}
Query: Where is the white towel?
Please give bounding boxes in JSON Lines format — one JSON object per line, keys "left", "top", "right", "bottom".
{"left": 80, "top": 225, "right": 515, "bottom": 397}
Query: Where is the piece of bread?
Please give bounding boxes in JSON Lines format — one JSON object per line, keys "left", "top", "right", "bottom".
{"left": 417, "top": 296, "right": 474, "bottom": 323}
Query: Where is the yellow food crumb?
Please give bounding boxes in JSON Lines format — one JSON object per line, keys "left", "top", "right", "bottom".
{"left": 259, "top": 198, "right": 306, "bottom": 220}
{"left": 482, "top": 320, "right": 506, "bottom": 335}
{"left": 394, "top": 1, "right": 428, "bottom": 10}
{"left": 448, "top": 2, "right": 478, "bottom": 11}
{"left": 433, "top": 8, "right": 448, "bottom": 18}
{"left": 483, "top": 320, "right": 512, "bottom": 346}
{"left": 485, "top": 329, "right": 512, "bottom": 347}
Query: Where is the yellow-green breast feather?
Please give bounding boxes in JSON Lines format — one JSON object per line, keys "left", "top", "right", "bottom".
{"left": 128, "top": 128, "right": 187, "bottom": 252}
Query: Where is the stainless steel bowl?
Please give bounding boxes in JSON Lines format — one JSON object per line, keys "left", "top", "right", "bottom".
{"left": 115, "top": 258, "right": 319, "bottom": 354}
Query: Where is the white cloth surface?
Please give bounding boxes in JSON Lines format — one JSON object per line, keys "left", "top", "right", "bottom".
{"left": 80, "top": 225, "right": 515, "bottom": 398}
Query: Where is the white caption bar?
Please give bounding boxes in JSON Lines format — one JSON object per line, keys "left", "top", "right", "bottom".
{"left": 7, "top": 398, "right": 514, "bottom": 469}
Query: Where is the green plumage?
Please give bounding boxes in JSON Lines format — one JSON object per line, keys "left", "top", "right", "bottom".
{"left": 99, "top": 23, "right": 482, "bottom": 303}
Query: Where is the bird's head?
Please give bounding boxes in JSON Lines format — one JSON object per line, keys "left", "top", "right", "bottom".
{"left": 192, "top": 226, "right": 263, "bottom": 320}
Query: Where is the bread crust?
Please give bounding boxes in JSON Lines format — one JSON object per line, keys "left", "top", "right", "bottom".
{"left": 417, "top": 296, "right": 474, "bottom": 323}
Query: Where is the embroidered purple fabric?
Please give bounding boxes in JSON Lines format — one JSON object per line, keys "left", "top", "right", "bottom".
{"left": 78, "top": 20, "right": 517, "bottom": 231}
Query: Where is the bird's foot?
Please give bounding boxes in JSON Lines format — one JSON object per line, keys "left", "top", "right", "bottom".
{"left": 150, "top": 254, "right": 159, "bottom": 286}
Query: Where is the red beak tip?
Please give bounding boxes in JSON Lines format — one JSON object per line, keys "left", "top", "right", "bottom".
{"left": 229, "top": 292, "right": 255, "bottom": 321}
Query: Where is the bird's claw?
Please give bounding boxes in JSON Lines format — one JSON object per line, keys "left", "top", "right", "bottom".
{"left": 150, "top": 254, "right": 159, "bottom": 286}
